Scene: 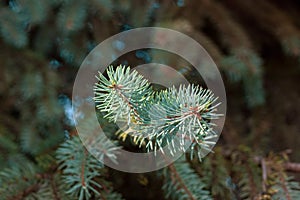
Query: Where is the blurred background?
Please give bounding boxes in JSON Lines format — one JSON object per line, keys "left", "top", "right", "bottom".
{"left": 0, "top": 0, "right": 300, "bottom": 199}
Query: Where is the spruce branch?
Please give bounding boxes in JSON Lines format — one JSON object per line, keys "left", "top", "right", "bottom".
{"left": 56, "top": 136, "right": 104, "bottom": 200}
{"left": 221, "top": 49, "right": 265, "bottom": 107}
{"left": 0, "top": 162, "right": 54, "bottom": 200}
{"left": 94, "top": 65, "right": 221, "bottom": 161}
{"left": 18, "top": 0, "right": 49, "bottom": 24}
{"left": 94, "top": 65, "right": 152, "bottom": 125}
{"left": 264, "top": 153, "right": 300, "bottom": 199}
{"left": 162, "top": 157, "right": 212, "bottom": 200}
{"left": 215, "top": 147, "right": 300, "bottom": 199}
{"left": 0, "top": 8, "right": 28, "bottom": 48}
{"left": 55, "top": 125, "right": 122, "bottom": 199}
{"left": 78, "top": 113, "right": 121, "bottom": 164}
{"left": 141, "top": 84, "right": 221, "bottom": 159}
{"left": 57, "top": 0, "right": 88, "bottom": 33}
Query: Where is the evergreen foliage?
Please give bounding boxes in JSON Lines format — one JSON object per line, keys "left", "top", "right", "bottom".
{"left": 1, "top": 0, "right": 299, "bottom": 106}
{"left": 264, "top": 153, "right": 300, "bottom": 200}
{"left": 56, "top": 136, "right": 103, "bottom": 199}
{"left": 94, "top": 65, "right": 221, "bottom": 160}
{"left": 56, "top": 136, "right": 122, "bottom": 200}
{"left": 0, "top": 0, "right": 300, "bottom": 199}
{"left": 162, "top": 157, "right": 212, "bottom": 200}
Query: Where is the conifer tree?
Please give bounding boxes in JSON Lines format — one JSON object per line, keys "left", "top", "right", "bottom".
{"left": 0, "top": 0, "right": 300, "bottom": 199}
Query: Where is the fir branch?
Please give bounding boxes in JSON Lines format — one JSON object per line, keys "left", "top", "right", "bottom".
{"left": 18, "top": 0, "right": 50, "bottom": 24}
{"left": 58, "top": 35, "right": 88, "bottom": 65}
{"left": 223, "top": 149, "right": 300, "bottom": 173}
{"left": 231, "top": 148, "right": 262, "bottom": 200}
{"left": 0, "top": 8, "right": 28, "bottom": 48}
{"left": 20, "top": 71, "right": 44, "bottom": 100}
{"left": 101, "top": 189, "right": 124, "bottom": 200}
{"left": 222, "top": 148, "right": 300, "bottom": 198}
{"left": 224, "top": 0, "right": 300, "bottom": 59}
{"left": 56, "top": 132, "right": 122, "bottom": 200}
{"left": 94, "top": 65, "right": 152, "bottom": 124}
{"left": 49, "top": 175, "right": 60, "bottom": 200}
{"left": 263, "top": 153, "right": 300, "bottom": 199}
{"left": 36, "top": 173, "right": 74, "bottom": 200}
{"left": 10, "top": 183, "right": 40, "bottom": 200}
{"left": 57, "top": 0, "right": 88, "bottom": 33}
{"left": 162, "top": 157, "right": 212, "bottom": 200}
{"left": 0, "top": 162, "right": 39, "bottom": 199}
{"left": 221, "top": 49, "right": 265, "bottom": 107}
{"left": 89, "top": 0, "right": 114, "bottom": 19}
{"left": 77, "top": 113, "right": 121, "bottom": 164}
{"left": 142, "top": 84, "right": 221, "bottom": 158}
{"left": 94, "top": 65, "right": 221, "bottom": 161}
{"left": 56, "top": 136, "right": 103, "bottom": 200}
{"left": 200, "top": 0, "right": 253, "bottom": 50}
{"left": 201, "top": 148, "right": 234, "bottom": 199}
{"left": 167, "top": 163, "right": 195, "bottom": 200}
{"left": 242, "top": 159, "right": 261, "bottom": 199}
{"left": 268, "top": 168, "right": 300, "bottom": 199}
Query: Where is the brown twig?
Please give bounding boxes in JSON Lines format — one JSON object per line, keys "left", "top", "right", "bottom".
{"left": 112, "top": 84, "right": 142, "bottom": 121}
{"left": 167, "top": 163, "right": 196, "bottom": 200}
{"left": 80, "top": 150, "right": 88, "bottom": 188}
{"left": 223, "top": 150, "right": 300, "bottom": 173}
{"left": 284, "top": 162, "right": 300, "bottom": 173}
{"left": 278, "top": 172, "right": 292, "bottom": 200}
{"left": 9, "top": 184, "right": 40, "bottom": 200}
{"left": 253, "top": 156, "right": 300, "bottom": 173}
{"left": 50, "top": 174, "right": 60, "bottom": 200}
{"left": 261, "top": 158, "right": 267, "bottom": 192}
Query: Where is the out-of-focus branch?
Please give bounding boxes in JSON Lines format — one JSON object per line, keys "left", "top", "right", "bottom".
{"left": 223, "top": 150, "right": 300, "bottom": 173}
